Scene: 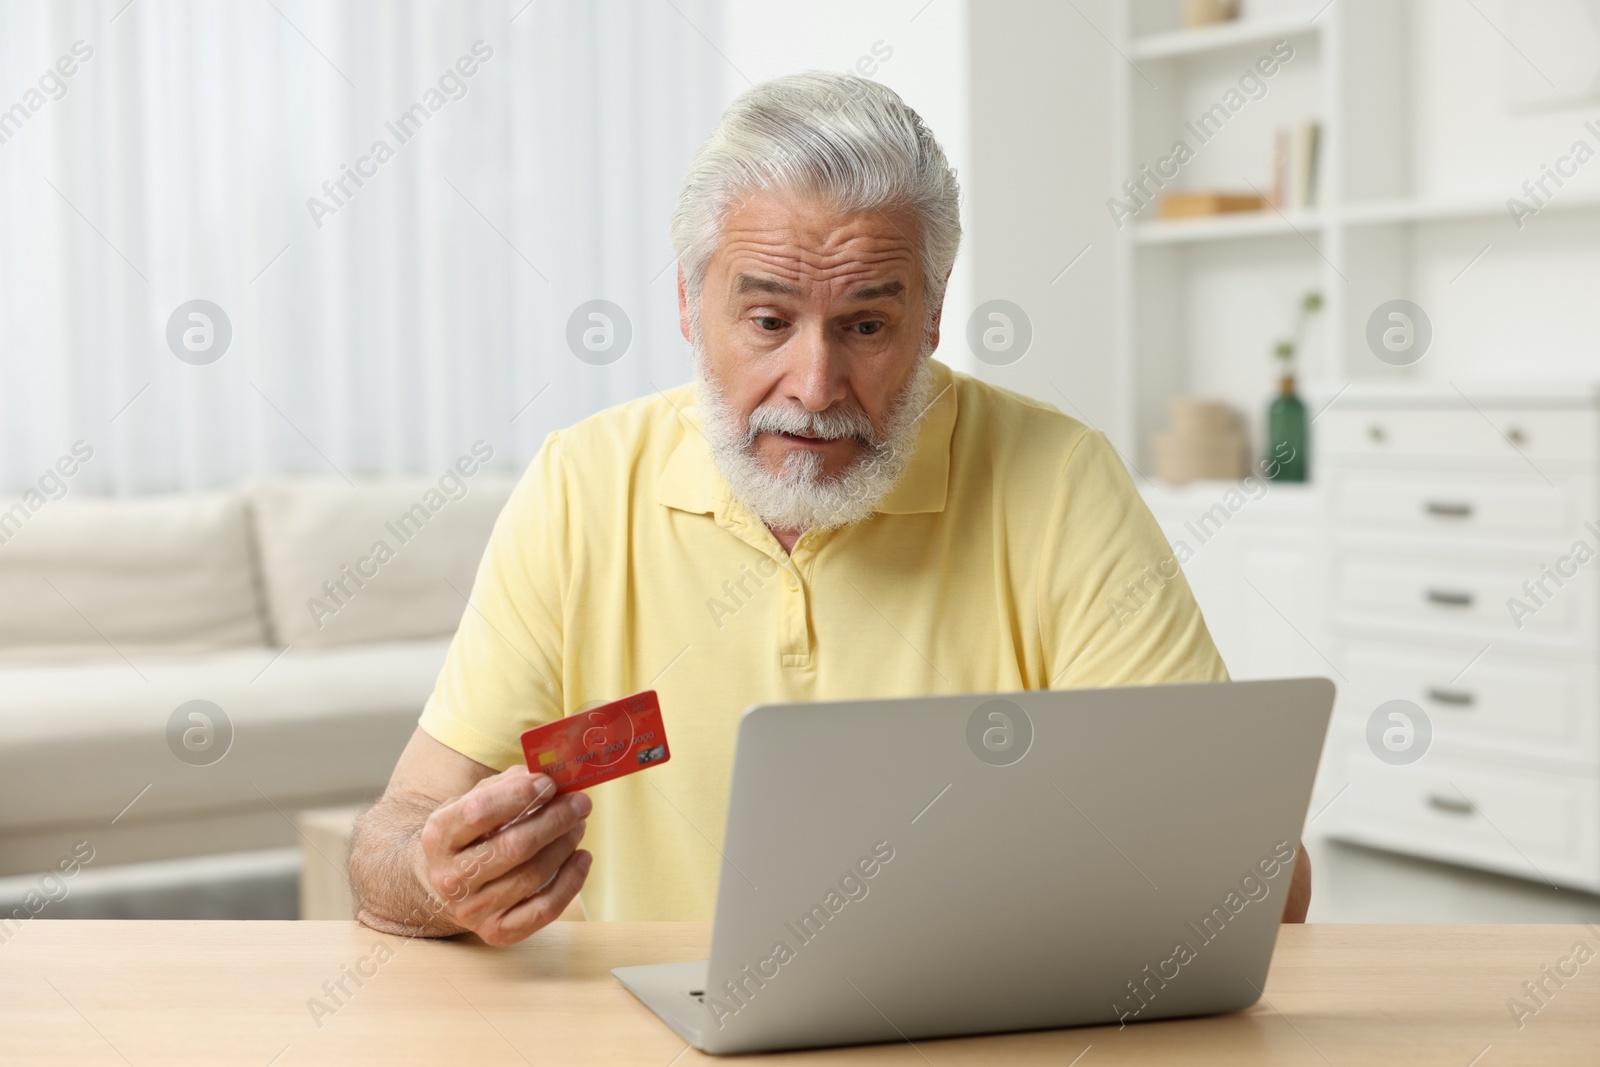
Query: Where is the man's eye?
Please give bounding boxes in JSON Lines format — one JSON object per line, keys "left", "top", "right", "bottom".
{"left": 853, "top": 321, "right": 884, "bottom": 336}
{"left": 755, "top": 317, "right": 786, "bottom": 331}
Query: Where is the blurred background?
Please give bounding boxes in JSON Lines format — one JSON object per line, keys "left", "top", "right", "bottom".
{"left": 2, "top": 0, "right": 1599, "bottom": 929}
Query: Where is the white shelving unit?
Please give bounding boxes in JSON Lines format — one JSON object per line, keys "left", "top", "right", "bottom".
{"left": 1110, "top": 0, "right": 1600, "bottom": 468}
{"left": 1314, "top": 391, "right": 1600, "bottom": 892}
{"left": 1110, "top": 0, "right": 1360, "bottom": 469}
{"left": 1111, "top": 0, "right": 1600, "bottom": 892}
{"left": 1133, "top": 210, "right": 1324, "bottom": 245}
{"left": 1128, "top": 11, "right": 1322, "bottom": 61}
{"left": 1341, "top": 192, "right": 1600, "bottom": 227}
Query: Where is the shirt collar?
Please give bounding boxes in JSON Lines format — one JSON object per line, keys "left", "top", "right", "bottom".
{"left": 655, "top": 357, "right": 958, "bottom": 518}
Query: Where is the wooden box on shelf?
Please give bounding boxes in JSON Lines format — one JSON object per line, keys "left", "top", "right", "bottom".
{"left": 1158, "top": 192, "right": 1268, "bottom": 219}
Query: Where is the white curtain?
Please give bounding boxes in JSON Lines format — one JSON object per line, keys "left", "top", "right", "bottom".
{"left": 0, "top": 0, "right": 724, "bottom": 494}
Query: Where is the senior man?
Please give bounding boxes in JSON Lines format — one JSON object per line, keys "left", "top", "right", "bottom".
{"left": 350, "top": 71, "right": 1310, "bottom": 944}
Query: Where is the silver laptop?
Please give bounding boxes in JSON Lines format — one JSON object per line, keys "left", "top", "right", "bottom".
{"left": 613, "top": 678, "right": 1334, "bottom": 1055}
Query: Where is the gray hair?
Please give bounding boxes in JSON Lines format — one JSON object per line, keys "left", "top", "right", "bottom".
{"left": 670, "top": 71, "right": 961, "bottom": 336}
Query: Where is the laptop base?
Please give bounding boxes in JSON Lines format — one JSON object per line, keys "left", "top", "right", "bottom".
{"left": 612, "top": 960, "right": 710, "bottom": 1048}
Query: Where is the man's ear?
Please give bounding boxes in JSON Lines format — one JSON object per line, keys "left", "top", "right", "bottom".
{"left": 677, "top": 265, "right": 693, "bottom": 343}
{"left": 926, "top": 268, "right": 952, "bottom": 352}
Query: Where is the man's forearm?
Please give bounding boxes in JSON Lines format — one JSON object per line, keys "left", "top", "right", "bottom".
{"left": 348, "top": 792, "right": 468, "bottom": 938}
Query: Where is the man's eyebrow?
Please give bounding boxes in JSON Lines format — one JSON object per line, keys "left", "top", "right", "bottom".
{"left": 733, "top": 273, "right": 800, "bottom": 297}
{"left": 847, "top": 280, "right": 905, "bottom": 301}
{"left": 731, "top": 273, "right": 907, "bottom": 302}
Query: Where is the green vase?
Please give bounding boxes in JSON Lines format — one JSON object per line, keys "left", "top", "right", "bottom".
{"left": 1266, "top": 375, "right": 1308, "bottom": 482}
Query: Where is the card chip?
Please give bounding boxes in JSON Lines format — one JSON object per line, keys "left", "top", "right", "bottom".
{"left": 538, "top": 751, "right": 558, "bottom": 767}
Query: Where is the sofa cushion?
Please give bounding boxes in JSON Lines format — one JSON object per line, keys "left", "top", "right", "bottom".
{"left": 0, "top": 638, "right": 448, "bottom": 848}
{"left": 249, "top": 475, "right": 515, "bottom": 647}
{"left": 0, "top": 491, "right": 267, "bottom": 658}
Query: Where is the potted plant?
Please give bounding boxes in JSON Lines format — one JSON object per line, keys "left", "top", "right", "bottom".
{"left": 1266, "top": 291, "right": 1321, "bottom": 482}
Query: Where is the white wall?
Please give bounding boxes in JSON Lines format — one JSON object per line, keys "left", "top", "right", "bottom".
{"left": 966, "top": 0, "right": 1118, "bottom": 424}
{"left": 1403, "top": 0, "right": 1600, "bottom": 382}
{"left": 1413, "top": 0, "right": 1600, "bottom": 198}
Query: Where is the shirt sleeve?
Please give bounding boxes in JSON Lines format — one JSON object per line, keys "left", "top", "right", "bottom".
{"left": 1041, "top": 429, "right": 1230, "bottom": 689}
{"left": 418, "top": 432, "right": 569, "bottom": 769}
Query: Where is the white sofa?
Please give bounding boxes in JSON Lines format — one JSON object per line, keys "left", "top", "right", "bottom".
{"left": 0, "top": 473, "right": 515, "bottom": 879}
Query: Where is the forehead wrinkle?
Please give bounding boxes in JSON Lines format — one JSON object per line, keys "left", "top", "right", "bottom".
{"left": 711, "top": 195, "right": 922, "bottom": 306}
{"left": 718, "top": 198, "right": 918, "bottom": 262}
{"left": 720, "top": 240, "right": 916, "bottom": 298}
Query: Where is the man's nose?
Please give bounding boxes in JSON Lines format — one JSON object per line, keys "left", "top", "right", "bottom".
{"left": 784, "top": 323, "right": 848, "bottom": 413}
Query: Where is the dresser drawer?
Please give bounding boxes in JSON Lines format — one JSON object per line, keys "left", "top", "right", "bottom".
{"left": 1324, "top": 745, "right": 1600, "bottom": 891}
{"left": 1333, "top": 470, "right": 1594, "bottom": 544}
{"left": 1320, "top": 407, "right": 1599, "bottom": 466}
{"left": 1333, "top": 552, "right": 1595, "bottom": 645}
{"left": 1337, "top": 640, "right": 1598, "bottom": 763}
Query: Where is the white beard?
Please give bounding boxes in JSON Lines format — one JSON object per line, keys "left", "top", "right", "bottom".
{"left": 693, "top": 348, "right": 935, "bottom": 533}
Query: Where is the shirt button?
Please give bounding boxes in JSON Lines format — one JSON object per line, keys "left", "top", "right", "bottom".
{"left": 785, "top": 575, "right": 799, "bottom": 592}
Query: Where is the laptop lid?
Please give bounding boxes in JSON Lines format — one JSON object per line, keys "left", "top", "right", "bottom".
{"left": 689, "top": 678, "right": 1334, "bottom": 1054}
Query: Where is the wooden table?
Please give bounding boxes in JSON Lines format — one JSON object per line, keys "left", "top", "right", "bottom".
{"left": 3, "top": 922, "right": 1597, "bottom": 1064}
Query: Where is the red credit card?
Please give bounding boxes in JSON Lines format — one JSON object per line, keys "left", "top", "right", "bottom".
{"left": 520, "top": 690, "right": 670, "bottom": 794}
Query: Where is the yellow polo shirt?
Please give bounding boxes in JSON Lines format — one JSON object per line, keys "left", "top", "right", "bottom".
{"left": 419, "top": 357, "right": 1226, "bottom": 921}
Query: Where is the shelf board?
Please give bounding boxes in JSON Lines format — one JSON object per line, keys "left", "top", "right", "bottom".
{"left": 1130, "top": 197, "right": 1600, "bottom": 238}
{"left": 1133, "top": 210, "right": 1323, "bottom": 245}
{"left": 1141, "top": 479, "right": 1326, "bottom": 509}
{"left": 1311, "top": 379, "right": 1600, "bottom": 409}
{"left": 1343, "top": 194, "right": 1600, "bottom": 226}
{"left": 1130, "top": 13, "right": 1321, "bottom": 61}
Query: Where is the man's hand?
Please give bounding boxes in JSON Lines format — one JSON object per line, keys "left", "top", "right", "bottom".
{"left": 417, "top": 766, "right": 593, "bottom": 945}
{"left": 350, "top": 729, "right": 593, "bottom": 946}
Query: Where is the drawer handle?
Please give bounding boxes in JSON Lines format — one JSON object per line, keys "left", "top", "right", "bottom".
{"left": 1425, "top": 589, "right": 1475, "bottom": 608}
{"left": 1427, "top": 794, "right": 1476, "bottom": 816}
{"left": 1426, "top": 687, "right": 1475, "bottom": 707}
{"left": 1424, "top": 501, "right": 1474, "bottom": 519}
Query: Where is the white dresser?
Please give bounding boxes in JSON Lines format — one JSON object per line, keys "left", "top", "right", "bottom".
{"left": 1314, "top": 388, "right": 1600, "bottom": 892}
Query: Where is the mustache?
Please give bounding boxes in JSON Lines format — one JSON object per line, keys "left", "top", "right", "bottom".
{"left": 745, "top": 402, "right": 877, "bottom": 446}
